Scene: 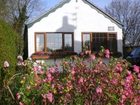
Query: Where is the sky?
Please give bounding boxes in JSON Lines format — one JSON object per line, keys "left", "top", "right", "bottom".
{"left": 32, "top": 0, "right": 112, "bottom": 21}
{"left": 41, "top": 0, "right": 112, "bottom": 11}
{"left": 31, "top": 0, "right": 112, "bottom": 22}
{"left": 89, "top": 0, "right": 112, "bottom": 8}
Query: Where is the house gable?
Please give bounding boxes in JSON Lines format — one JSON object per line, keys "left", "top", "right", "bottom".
{"left": 27, "top": 0, "right": 122, "bottom": 27}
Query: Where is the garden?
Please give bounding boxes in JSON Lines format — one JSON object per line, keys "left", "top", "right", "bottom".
{"left": 0, "top": 48, "right": 140, "bottom": 105}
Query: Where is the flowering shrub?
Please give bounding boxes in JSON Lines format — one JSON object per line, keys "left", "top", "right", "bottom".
{"left": 1, "top": 49, "right": 140, "bottom": 105}
{"left": 0, "top": 56, "right": 31, "bottom": 105}
{"left": 13, "top": 50, "right": 140, "bottom": 105}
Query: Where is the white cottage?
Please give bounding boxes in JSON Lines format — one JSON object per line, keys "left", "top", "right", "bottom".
{"left": 24, "top": 0, "right": 123, "bottom": 59}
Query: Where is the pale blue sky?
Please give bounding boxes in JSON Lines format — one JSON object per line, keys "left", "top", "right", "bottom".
{"left": 32, "top": 0, "right": 112, "bottom": 20}
{"left": 89, "top": 0, "right": 112, "bottom": 8}
{"left": 42, "top": 0, "right": 112, "bottom": 11}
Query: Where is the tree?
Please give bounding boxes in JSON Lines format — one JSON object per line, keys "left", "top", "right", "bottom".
{"left": 0, "top": 0, "right": 8, "bottom": 19}
{"left": 105, "top": 0, "right": 140, "bottom": 46}
{"left": 7, "top": 0, "right": 41, "bottom": 34}
{"left": 0, "top": 0, "right": 44, "bottom": 54}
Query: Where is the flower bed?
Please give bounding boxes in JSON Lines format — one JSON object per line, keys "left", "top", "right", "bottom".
{"left": 16, "top": 53, "right": 140, "bottom": 105}
{"left": 31, "top": 51, "right": 77, "bottom": 60}
{"left": 1, "top": 49, "right": 140, "bottom": 105}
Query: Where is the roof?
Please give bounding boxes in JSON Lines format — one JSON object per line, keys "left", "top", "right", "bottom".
{"left": 27, "top": 0, "right": 123, "bottom": 27}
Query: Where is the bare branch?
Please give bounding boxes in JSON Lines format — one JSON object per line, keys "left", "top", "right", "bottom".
{"left": 105, "top": 0, "right": 140, "bottom": 46}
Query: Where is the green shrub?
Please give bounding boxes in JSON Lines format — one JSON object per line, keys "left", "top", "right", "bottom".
{"left": 0, "top": 19, "right": 17, "bottom": 68}
{"left": 0, "top": 20, "right": 18, "bottom": 105}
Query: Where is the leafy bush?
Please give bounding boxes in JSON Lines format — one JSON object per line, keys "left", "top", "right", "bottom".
{"left": 14, "top": 52, "right": 140, "bottom": 105}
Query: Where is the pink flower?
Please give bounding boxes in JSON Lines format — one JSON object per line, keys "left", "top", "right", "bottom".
{"left": 71, "top": 69, "right": 75, "bottom": 75}
{"left": 90, "top": 54, "right": 96, "bottom": 60}
{"left": 33, "top": 66, "right": 38, "bottom": 72}
{"left": 49, "top": 67, "right": 56, "bottom": 73}
{"left": 115, "top": 63, "right": 123, "bottom": 73}
{"left": 96, "top": 87, "right": 102, "bottom": 94}
{"left": 105, "top": 49, "right": 110, "bottom": 54}
{"left": 19, "top": 102, "right": 24, "bottom": 105}
{"left": 43, "top": 78, "right": 47, "bottom": 82}
{"left": 105, "top": 49, "right": 110, "bottom": 58}
{"left": 78, "top": 77, "right": 84, "bottom": 84}
{"left": 46, "top": 72, "right": 51, "bottom": 78}
{"left": 46, "top": 92, "right": 54, "bottom": 103}
{"left": 3, "top": 61, "right": 9, "bottom": 68}
{"left": 105, "top": 54, "right": 110, "bottom": 58}
{"left": 126, "top": 74, "right": 133, "bottom": 82}
{"left": 133, "top": 65, "right": 139, "bottom": 73}
{"left": 47, "top": 73, "right": 53, "bottom": 82}
{"left": 41, "top": 93, "right": 54, "bottom": 103}
{"left": 16, "top": 93, "right": 21, "bottom": 100}
{"left": 34, "top": 66, "right": 44, "bottom": 75}
{"left": 111, "top": 79, "right": 118, "bottom": 85}
{"left": 122, "top": 95, "right": 127, "bottom": 100}
{"left": 127, "top": 70, "right": 131, "bottom": 75}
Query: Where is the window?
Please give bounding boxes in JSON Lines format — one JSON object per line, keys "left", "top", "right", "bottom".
{"left": 92, "top": 33, "right": 107, "bottom": 52}
{"left": 82, "top": 33, "right": 91, "bottom": 51}
{"left": 82, "top": 32, "right": 117, "bottom": 53}
{"left": 64, "top": 34, "right": 73, "bottom": 51}
{"left": 35, "top": 32, "right": 74, "bottom": 52}
{"left": 46, "top": 33, "right": 62, "bottom": 52}
{"left": 108, "top": 34, "right": 117, "bottom": 52}
{"left": 35, "top": 33, "right": 45, "bottom": 52}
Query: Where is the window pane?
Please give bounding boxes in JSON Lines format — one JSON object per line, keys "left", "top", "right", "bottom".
{"left": 83, "top": 33, "right": 91, "bottom": 50}
{"left": 36, "top": 34, "right": 44, "bottom": 52}
{"left": 46, "top": 33, "right": 62, "bottom": 52}
{"left": 64, "top": 34, "right": 73, "bottom": 51}
{"left": 92, "top": 33, "right": 107, "bottom": 52}
{"left": 108, "top": 34, "right": 117, "bottom": 52}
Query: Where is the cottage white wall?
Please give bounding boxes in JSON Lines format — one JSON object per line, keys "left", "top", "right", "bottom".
{"left": 28, "top": 0, "right": 123, "bottom": 57}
